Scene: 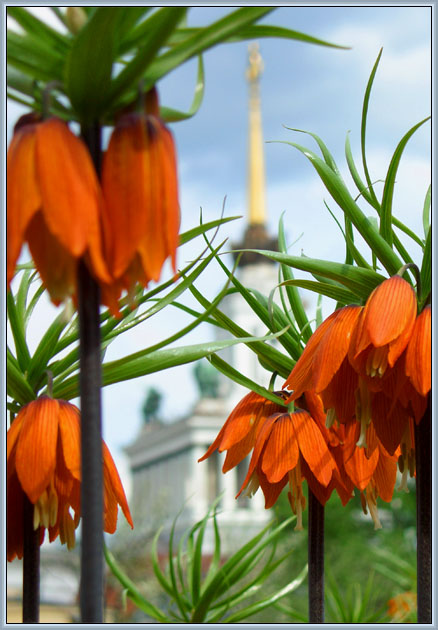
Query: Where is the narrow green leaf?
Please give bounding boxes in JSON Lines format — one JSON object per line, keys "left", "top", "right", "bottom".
{"left": 344, "top": 131, "right": 380, "bottom": 210}
{"left": 104, "top": 546, "right": 170, "bottom": 622}
{"left": 144, "top": 8, "right": 274, "bottom": 86}
{"left": 422, "top": 184, "right": 431, "bottom": 238}
{"left": 27, "top": 313, "right": 68, "bottom": 389}
{"left": 392, "top": 216, "right": 425, "bottom": 248}
{"left": 239, "top": 250, "right": 385, "bottom": 299}
{"left": 65, "top": 7, "right": 123, "bottom": 122}
{"left": 7, "top": 291, "right": 31, "bottom": 372}
{"left": 361, "top": 48, "right": 383, "bottom": 208}
{"left": 107, "top": 8, "right": 187, "bottom": 107}
{"left": 7, "top": 30, "right": 65, "bottom": 83}
{"left": 7, "top": 7, "right": 70, "bottom": 54}
{"left": 150, "top": 527, "right": 175, "bottom": 597}
{"left": 283, "top": 128, "right": 341, "bottom": 174}
{"left": 224, "top": 564, "right": 308, "bottom": 623}
{"left": 380, "top": 116, "right": 430, "bottom": 245}
{"left": 167, "top": 509, "right": 190, "bottom": 620}
{"left": 160, "top": 54, "right": 205, "bottom": 122}
{"left": 230, "top": 24, "right": 349, "bottom": 49}
{"left": 279, "top": 279, "right": 358, "bottom": 305}
{"left": 7, "top": 355, "right": 35, "bottom": 404}
{"left": 208, "top": 354, "right": 290, "bottom": 405}
{"left": 420, "top": 226, "right": 431, "bottom": 308}
{"left": 280, "top": 140, "right": 403, "bottom": 275}
{"left": 277, "top": 214, "right": 310, "bottom": 341}
{"left": 179, "top": 215, "right": 241, "bottom": 246}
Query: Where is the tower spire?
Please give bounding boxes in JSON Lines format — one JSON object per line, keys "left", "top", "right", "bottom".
{"left": 246, "top": 43, "right": 267, "bottom": 226}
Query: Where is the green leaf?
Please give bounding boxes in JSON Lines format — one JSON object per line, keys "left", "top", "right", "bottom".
{"left": 380, "top": 116, "right": 430, "bottom": 245}
{"left": 230, "top": 24, "right": 349, "bottom": 49}
{"left": 420, "top": 226, "right": 431, "bottom": 308}
{"left": 52, "top": 333, "right": 283, "bottom": 400}
{"left": 281, "top": 140, "right": 403, "bottom": 275}
{"left": 207, "top": 354, "right": 290, "bottom": 405}
{"left": 422, "top": 184, "right": 431, "bottom": 238}
{"left": 277, "top": 214, "right": 311, "bottom": 341}
{"left": 7, "top": 30, "right": 66, "bottom": 83}
{"left": 344, "top": 131, "right": 379, "bottom": 210}
{"left": 224, "top": 564, "right": 308, "bottom": 623}
{"left": 107, "top": 8, "right": 187, "bottom": 108}
{"left": 361, "top": 48, "right": 383, "bottom": 208}
{"left": 279, "top": 279, "right": 358, "bottom": 305}
{"left": 104, "top": 545, "right": 170, "bottom": 622}
{"left": 144, "top": 8, "right": 274, "bottom": 86}
{"left": 239, "top": 250, "right": 385, "bottom": 300}
{"left": 65, "top": 8, "right": 124, "bottom": 122}
{"left": 282, "top": 127, "right": 341, "bottom": 175}
{"left": 26, "top": 313, "right": 68, "bottom": 389}
{"left": 7, "top": 291, "right": 31, "bottom": 372}
{"left": 7, "top": 7, "right": 70, "bottom": 54}
{"left": 179, "top": 214, "right": 241, "bottom": 246}
{"left": 160, "top": 54, "right": 205, "bottom": 122}
{"left": 7, "top": 353, "right": 35, "bottom": 404}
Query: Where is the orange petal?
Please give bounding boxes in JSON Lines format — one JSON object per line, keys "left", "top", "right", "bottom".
{"left": 371, "top": 392, "right": 409, "bottom": 455}
{"left": 102, "top": 114, "right": 150, "bottom": 278}
{"left": 291, "top": 409, "right": 336, "bottom": 487}
{"left": 35, "top": 118, "right": 109, "bottom": 285}
{"left": 373, "top": 450, "right": 397, "bottom": 502}
{"left": 6, "top": 407, "right": 26, "bottom": 460}
{"left": 58, "top": 401, "right": 81, "bottom": 480}
{"left": 236, "top": 414, "right": 279, "bottom": 496}
{"left": 157, "top": 123, "right": 180, "bottom": 273}
{"left": 26, "top": 211, "right": 77, "bottom": 304}
{"left": 261, "top": 414, "right": 299, "bottom": 483}
{"left": 320, "top": 358, "right": 358, "bottom": 424}
{"left": 343, "top": 443, "right": 379, "bottom": 491}
{"left": 7, "top": 122, "right": 41, "bottom": 285}
{"left": 312, "top": 305, "right": 362, "bottom": 392}
{"left": 15, "top": 397, "right": 59, "bottom": 503}
{"left": 405, "top": 306, "right": 431, "bottom": 396}
{"left": 283, "top": 308, "right": 341, "bottom": 398}
{"left": 103, "top": 441, "right": 133, "bottom": 529}
{"left": 257, "top": 466, "right": 288, "bottom": 509}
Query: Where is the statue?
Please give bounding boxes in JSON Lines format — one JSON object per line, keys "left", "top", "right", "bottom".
{"left": 193, "top": 360, "right": 220, "bottom": 399}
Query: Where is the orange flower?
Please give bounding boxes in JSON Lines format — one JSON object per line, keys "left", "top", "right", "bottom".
{"left": 387, "top": 591, "right": 417, "bottom": 622}
{"left": 284, "top": 305, "right": 362, "bottom": 397}
{"left": 236, "top": 403, "right": 337, "bottom": 529}
{"left": 198, "top": 390, "right": 288, "bottom": 472}
{"left": 7, "top": 114, "right": 110, "bottom": 304}
{"left": 7, "top": 397, "right": 133, "bottom": 561}
{"left": 349, "top": 275, "right": 417, "bottom": 387}
{"left": 101, "top": 89, "right": 180, "bottom": 315}
{"left": 405, "top": 305, "right": 431, "bottom": 397}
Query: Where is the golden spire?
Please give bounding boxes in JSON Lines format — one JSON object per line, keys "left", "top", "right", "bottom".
{"left": 246, "top": 43, "right": 266, "bottom": 226}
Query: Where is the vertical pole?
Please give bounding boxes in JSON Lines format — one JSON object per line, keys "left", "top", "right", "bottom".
{"left": 78, "top": 122, "right": 104, "bottom": 623}
{"left": 22, "top": 496, "right": 40, "bottom": 623}
{"left": 308, "top": 488, "right": 325, "bottom": 623}
{"left": 414, "top": 395, "right": 431, "bottom": 623}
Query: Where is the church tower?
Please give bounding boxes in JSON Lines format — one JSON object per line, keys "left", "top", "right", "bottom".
{"left": 219, "top": 43, "right": 279, "bottom": 407}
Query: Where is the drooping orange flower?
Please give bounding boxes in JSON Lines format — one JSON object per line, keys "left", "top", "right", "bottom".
{"left": 7, "top": 397, "right": 133, "bottom": 561}
{"left": 349, "top": 275, "right": 417, "bottom": 388}
{"left": 198, "top": 390, "right": 288, "bottom": 472}
{"left": 387, "top": 591, "right": 417, "bottom": 622}
{"left": 7, "top": 114, "right": 110, "bottom": 304}
{"left": 101, "top": 89, "right": 180, "bottom": 315}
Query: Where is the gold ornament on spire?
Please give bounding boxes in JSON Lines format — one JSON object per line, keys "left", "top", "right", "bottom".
{"left": 246, "top": 43, "right": 267, "bottom": 226}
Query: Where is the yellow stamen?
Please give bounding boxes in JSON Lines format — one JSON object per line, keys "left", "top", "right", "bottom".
{"left": 365, "top": 484, "right": 382, "bottom": 530}
{"left": 33, "top": 502, "right": 41, "bottom": 530}
{"left": 243, "top": 471, "right": 259, "bottom": 498}
{"left": 355, "top": 378, "right": 371, "bottom": 448}
{"left": 398, "top": 469, "right": 409, "bottom": 492}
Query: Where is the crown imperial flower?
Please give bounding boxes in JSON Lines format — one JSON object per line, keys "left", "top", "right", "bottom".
{"left": 7, "top": 115, "right": 110, "bottom": 304}
{"left": 7, "top": 397, "right": 133, "bottom": 561}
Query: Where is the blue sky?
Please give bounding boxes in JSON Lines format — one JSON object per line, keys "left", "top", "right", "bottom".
{"left": 7, "top": 5, "right": 432, "bottom": 492}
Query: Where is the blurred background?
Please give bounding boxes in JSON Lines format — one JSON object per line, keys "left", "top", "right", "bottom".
{"left": 6, "top": 4, "right": 431, "bottom": 622}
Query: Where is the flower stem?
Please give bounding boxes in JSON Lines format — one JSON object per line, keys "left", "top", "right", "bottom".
{"left": 414, "top": 394, "right": 431, "bottom": 623}
{"left": 78, "top": 122, "right": 104, "bottom": 623}
{"left": 308, "top": 487, "right": 324, "bottom": 623}
{"left": 22, "top": 495, "right": 40, "bottom": 623}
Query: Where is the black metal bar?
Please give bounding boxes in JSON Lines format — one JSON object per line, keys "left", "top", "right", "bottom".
{"left": 308, "top": 488, "right": 325, "bottom": 623}
{"left": 78, "top": 122, "right": 104, "bottom": 623}
{"left": 22, "top": 495, "right": 40, "bottom": 623}
{"left": 415, "top": 395, "right": 431, "bottom": 623}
